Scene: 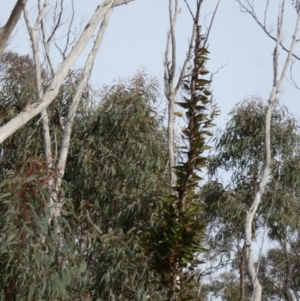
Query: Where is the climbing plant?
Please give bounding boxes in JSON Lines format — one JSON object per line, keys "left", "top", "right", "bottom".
{"left": 141, "top": 6, "right": 218, "bottom": 300}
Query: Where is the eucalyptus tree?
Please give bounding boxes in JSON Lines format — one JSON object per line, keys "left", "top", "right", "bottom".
{"left": 64, "top": 73, "right": 170, "bottom": 300}
{"left": 203, "top": 97, "right": 300, "bottom": 301}
{"left": 0, "top": 52, "right": 89, "bottom": 179}
{"left": 202, "top": 246, "right": 300, "bottom": 300}
{"left": 231, "top": 1, "right": 300, "bottom": 299}
{"left": 0, "top": 52, "right": 92, "bottom": 301}
{"left": 258, "top": 247, "right": 300, "bottom": 300}
{"left": 0, "top": 69, "right": 173, "bottom": 300}
{"left": 0, "top": 162, "right": 85, "bottom": 301}
{"left": 202, "top": 271, "right": 246, "bottom": 301}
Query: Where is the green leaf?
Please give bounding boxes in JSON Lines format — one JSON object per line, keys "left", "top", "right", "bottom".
{"left": 174, "top": 111, "right": 183, "bottom": 117}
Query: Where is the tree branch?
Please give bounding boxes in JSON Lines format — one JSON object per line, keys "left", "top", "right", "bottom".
{"left": 236, "top": 0, "right": 300, "bottom": 60}
{"left": 0, "top": 0, "right": 28, "bottom": 57}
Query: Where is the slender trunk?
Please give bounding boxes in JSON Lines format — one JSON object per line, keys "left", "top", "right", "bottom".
{"left": 244, "top": 2, "right": 300, "bottom": 300}
{"left": 197, "top": 276, "right": 203, "bottom": 299}
{"left": 0, "top": 0, "right": 28, "bottom": 57}
{"left": 167, "top": 90, "right": 176, "bottom": 186}
{"left": 169, "top": 273, "right": 178, "bottom": 301}
{"left": 239, "top": 244, "right": 245, "bottom": 301}
{"left": 283, "top": 238, "right": 293, "bottom": 301}
{"left": 23, "top": 3, "right": 55, "bottom": 222}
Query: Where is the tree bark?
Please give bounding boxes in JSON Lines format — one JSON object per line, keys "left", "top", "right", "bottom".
{"left": 239, "top": 244, "right": 246, "bottom": 301}
{"left": 243, "top": 1, "right": 300, "bottom": 300}
{"left": 283, "top": 238, "right": 293, "bottom": 301}
{"left": 23, "top": 1, "right": 52, "bottom": 169}
{"left": 0, "top": 0, "right": 28, "bottom": 57}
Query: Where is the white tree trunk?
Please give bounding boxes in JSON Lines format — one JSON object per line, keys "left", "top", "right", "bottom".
{"left": 0, "top": 0, "right": 28, "bottom": 57}
{"left": 243, "top": 2, "right": 300, "bottom": 300}
{"left": 24, "top": 1, "right": 53, "bottom": 169}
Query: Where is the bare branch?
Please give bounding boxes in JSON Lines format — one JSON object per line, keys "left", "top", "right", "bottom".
{"left": 236, "top": 0, "right": 300, "bottom": 60}
{"left": 288, "top": 60, "right": 300, "bottom": 89}
{"left": 277, "top": 2, "right": 300, "bottom": 88}
{"left": 41, "top": 19, "right": 55, "bottom": 75}
{"left": 24, "top": 1, "right": 53, "bottom": 171}
{"left": 35, "top": 0, "right": 49, "bottom": 29}
{"left": 164, "top": 0, "right": 179, "bottom": 187}
{"left": 210, "top": 63, "right": 228, "bottom": 82}
{"left": 204, "top": 0, "right": 222, "bottom": 48}
{"left": 169, "top": 0, "right": 178, "bottom": 82}
{"left": 47, "top": 0, "right": 64, "bottom": 45}
{"left": 175, "top": 22, "right": 196, "bottom": 92}
{"left": 272, "top": 0, "right": 285, "bottom": 86}
{"left": 62, "top": 0, "right": 75, "bottom": 58}
{"left": 263, "top": 0, "right": 270, "bottom": 30}
{"left": 183, "top": 0, "right": 197, "bottom": 23}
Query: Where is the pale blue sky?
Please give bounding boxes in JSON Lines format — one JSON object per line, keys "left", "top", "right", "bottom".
{"left": 1, "top": 0, "right": 300, "bottom": 127}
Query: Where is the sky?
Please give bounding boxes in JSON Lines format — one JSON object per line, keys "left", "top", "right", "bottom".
{"left": 1, "top": 0, "right": 300, "bottom": 129}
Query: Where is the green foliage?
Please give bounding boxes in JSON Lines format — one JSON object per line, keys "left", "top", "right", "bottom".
{"left": 141, "top": 25, "right": 218, "bottom": 300}
{"left": 65, "top": 73, "right": 169, "bottom": 300}
{"left": 203, "top": 245, "right": 300, "bottom": 301}
{"left": 0, "top": 159, "right": 87, "bottom": 301}
{"left": 0, "top": 52, "right": 170, "bottom": 300}
{"left": 209, "top": 97, "right": 299, "bottom": 173}
{"left": 202, "top": 272, "right": 245, "bottom": 301}
{"left": 201, "top": 97, "right": 300, "bottom": 300}
{"left": 204, "top": 97, "right": 300, "bottom": 240}
{"left": 0, "top": 52, "right": 39, "bottom": 116}
{"left": 257, "top": 247, "right": 300, "bottom": 299}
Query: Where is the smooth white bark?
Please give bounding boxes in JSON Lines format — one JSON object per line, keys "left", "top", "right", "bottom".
{"left": 0, "top": 0, "right": 28, "bottom": 57}
{"left": 164, "top": 0, "right": 196, "bottom": 187}
{"left": 24, "top": 1, "right": 53, "bottom": 169}
{"left": 244, "top": 2, "right": 300, "bottom": 300}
